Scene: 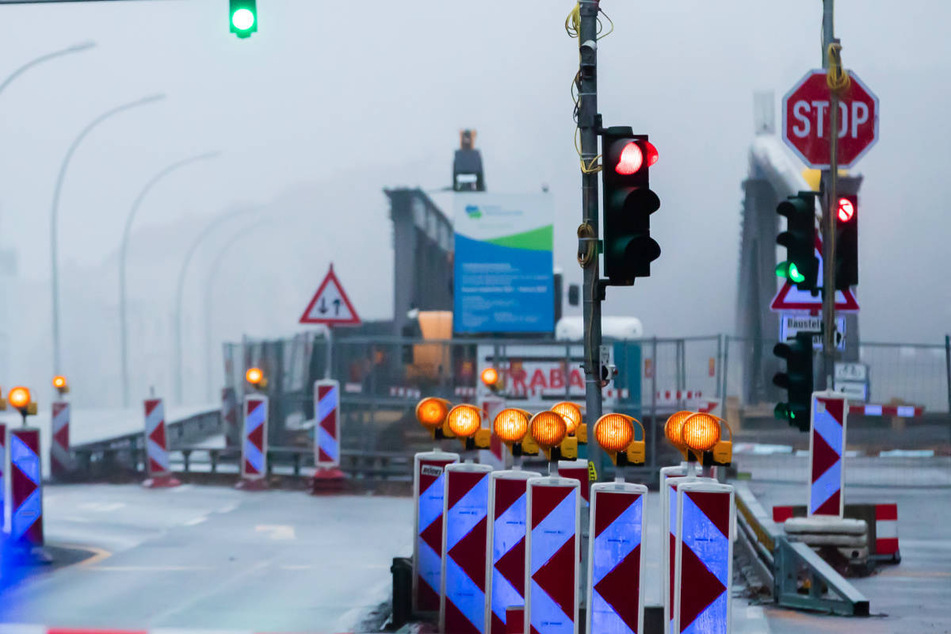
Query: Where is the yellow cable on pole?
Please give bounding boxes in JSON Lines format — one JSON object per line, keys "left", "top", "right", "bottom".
{"left": 826, "top": 42, "right": 850, "bottom": 94}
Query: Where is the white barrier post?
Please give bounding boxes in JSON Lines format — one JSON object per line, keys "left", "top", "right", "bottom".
{"left": 524, "top": 476, "right": 581, "bottom": 634}
{"left": 586, "top": 481, "right": 648, "bottom": 634}
{"left": 143, "top": 398, "right": 180, "bottom": 488}
{"left": 413, "top": 450, "right": 460, "bottom": 615}
{"left": 672, "top": 481, "right": 735, "bottom": 634}
{"left": 440, "top": 463, "right": 494, "bottom": 634}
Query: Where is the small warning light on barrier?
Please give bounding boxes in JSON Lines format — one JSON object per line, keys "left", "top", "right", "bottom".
{"left": 53, "top": 375, "right": 69, "bottom": 395}
{"left": 551, "top": 401, "right": 583, "bottom": 436}
{"left": 245, "top": 367, "right": 267, "bottom": 389}
{"left": 493, "top": 408, "right": 532, "bottom": 456}
{"left": 529, "top": 411, "right": 572, "bottom": 461}
{"left": 594, "top": 413, "right": 645, "bottom": 466}
{"left": 447, "top": 404, "right": 490, "bottom": 450}
{"left": 664, "top": 410, "right": 694, "bottom": 458}
{"left": 681, "top": 412, "right": 732, "bottom": 466}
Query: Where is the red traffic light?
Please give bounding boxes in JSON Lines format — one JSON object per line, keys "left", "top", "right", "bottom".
{"left": 837, "top": 197, "right": 855, "bottom": 222}
{"left": 613, "top": 141, "right": 658, "bottom": 175}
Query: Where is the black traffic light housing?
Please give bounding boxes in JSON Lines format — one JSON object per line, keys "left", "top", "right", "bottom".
{"left": 776, "top": 192, "right": 818, "bottom": 293}
{"left": 229, "top": 0, "right": 258, "bottom": 38}
{"left": 600, "top": 127, "right": 660, "bottom": 285}
{"left": 834, "top": 194, "right": 858, "bottom": 290}
{"left": 772, "top": 331, "right": 814, "bottom": 431}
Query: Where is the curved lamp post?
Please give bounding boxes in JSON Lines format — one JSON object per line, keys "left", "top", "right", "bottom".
{"left": 119, "top": 151, "right": 219, "bottom": 406}
{"left": 0, "top": 41, "right": 95, "bottom": 98}
{"left": 50, "top": 93, "right": 165, "bottom": 377}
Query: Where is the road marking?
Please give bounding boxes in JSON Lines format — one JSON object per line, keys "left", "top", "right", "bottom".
{"left": 216, "top": 503, "right": 239, "bottom": 514}
{"left": 88, "top": 565, "right": 214, "bottom": 572}
{"left": 72, "top": 545, "right": 112, "bottom": 568}
{"left": 183, "top": 516, "right": 208, "bottom": 526}
{"left": 78, "top": 502, "right": 126, "bottom": 512}
{"left": 171, "top": 484, "right": 194, "bottom": 493}
{"left": 255, "top": 525, "right": 296, "bottom": 540}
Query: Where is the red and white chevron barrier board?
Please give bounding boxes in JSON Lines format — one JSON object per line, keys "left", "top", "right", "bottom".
{"left": 480, "top": 398, "right": 507, "bottom": 470}
{"left": 849, "top": 404, "right": 924, "bottom": 417}
{"left": 557, "top": 459, "right": 591, "bottom": 505}
{"left": 525, "top": 477, "right": 581, "bottom": 634}
{"left": 413, "top": 450, "right": 460, "bottom": 614}
{"left": 809, "top": 391, "right": 847, "bottom": 517}
{"left": 485, "top": 470, "right": 540, "bottom": 634}
{"left": 240, "top": 395, "right": 269, "bottom": 486}
{"left": 0, "top": 423, "right": 6, "bottom": 531}
{"left": 10, "top": 428, "right": 43, "bottom": 548}
{"left": 221, "top": 387, "right": 238, "bottom": 447}
{"left": 315, "top": 380, "right": 340, "bottom": 468}
{"left": 586, "top": 482, "right": 648, "bottom": 634}
{"left": 441, "top": 463, "right": 494, "bottom": 634}
{"left": 672, "top": 481, "right": 735, "bottom": 634}
{"left": 874, "top": 503, "right": 900, "bottom": 560}
{"left": 143, "top": 398, "right": 179, "bottom": 488}
{"left": 50, "top": 401, "right": 71, "bottom": 478}
{"left": 660, "top": 464, "right": 687, "bottom": 631}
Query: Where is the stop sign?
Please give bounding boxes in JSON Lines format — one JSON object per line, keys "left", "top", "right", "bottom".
{"left": 782, "top": 69, "right": 879, "bottom": 169}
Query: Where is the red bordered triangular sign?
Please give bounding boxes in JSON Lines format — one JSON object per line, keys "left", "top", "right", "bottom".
{"left": 770, "top": 237, "right": 859, "bottom": 314}
{"left": 299, "top": 264, "right": 361, "bottom": 326}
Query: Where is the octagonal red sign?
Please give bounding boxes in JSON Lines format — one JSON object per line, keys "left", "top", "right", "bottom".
{"left": 782, "top": 69, "right": 879, "bottom": 169}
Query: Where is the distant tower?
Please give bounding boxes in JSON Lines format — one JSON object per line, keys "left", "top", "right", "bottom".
{"left": 453, "top": 129, "right": 486, "bottom": 192}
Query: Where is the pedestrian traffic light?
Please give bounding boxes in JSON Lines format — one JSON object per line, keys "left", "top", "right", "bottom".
{"left": 600, "top": 127, "right": 661, "bottom": 285}
{"left": 834, "top": 195, "right": 858, "bottom": 290}
{"left": 230, "top": 0, "right": 258, "bottom": 38}
{"left": 776, "top": 192, "right": 818, "bottom": 292}
{"left": 772, "top": 332, "right": 814, "bottom": 431}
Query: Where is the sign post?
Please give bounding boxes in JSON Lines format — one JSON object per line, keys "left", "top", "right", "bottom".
{"left": 299, "top": 264, "right": 362, "bottom": 381}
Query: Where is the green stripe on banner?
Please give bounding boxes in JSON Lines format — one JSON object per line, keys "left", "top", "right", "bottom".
{"left": 485, "top": 225, "right": 553, "bottom": 251}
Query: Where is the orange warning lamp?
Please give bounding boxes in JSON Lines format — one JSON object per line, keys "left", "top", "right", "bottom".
{"left": 664, "top": 410, "right": 694, "bottom": 458}
{"left": 416, "top": 397, "right": 451, "bottom": 431}
{"left": 8, "top": 385, "right": 37, "bottom": 419}
{"left": 493, "top": 408, "right": 530, "bottom": 443}
{"left": 529, "top": 411, "right": 576, "bottom": 460}
{"left": 245, "top": 367, "right": 267, "bottom": 389}
{"left": 53, "top": 375, "right": 69, "bottom": 394}
{"left": 447, "top": 404, "right": 482, "bottom": 438}
{"left": 551, "top": 402, "right": 585, "bottom": 442}
{"left": 481, "top": 367, "right": 502, "bottom": 393}
{"left": 447, "top": 404, "right": 491, "bottom": 450}
{"left": 594, "top": 413, "right": 646, "bottom": 466}
{"left": 682, "top": 412, "right": 733, "bottom": 466}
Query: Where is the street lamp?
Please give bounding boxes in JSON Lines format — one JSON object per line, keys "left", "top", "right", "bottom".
{"left": 172, "top": 207, "right": 259, "bottom": 404}
{"left": 0, "top": 41, "right": 96, "bottom": 99}
{"left": 202, "top": 217, "right": 273, "bottom": 401}
{"left": 119, "top": 151, "right": 219, "bottom": 406}
{"left": 50, "top": 93, "right": 165, "bottom": 379}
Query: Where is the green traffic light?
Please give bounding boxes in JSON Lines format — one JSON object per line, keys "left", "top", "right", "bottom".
{"left": 775, "top": 262, "right": 805, "bottom": 283}
{"left": 232, "top": 8, "right": 255, "bottom": 31}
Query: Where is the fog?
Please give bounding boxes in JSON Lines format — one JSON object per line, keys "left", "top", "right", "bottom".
{"left": 0, "top": 0, "right": 947, "bottom": 407}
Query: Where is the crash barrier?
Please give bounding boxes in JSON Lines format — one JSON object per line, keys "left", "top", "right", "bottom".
{"left": 9, "top": 428, "right": 43, "bottom": 550}
{"left": 734, "top": 482, "right": 870, "bottom": 616}
{"left": 772, "top": 503, "right": 901, "bottom": 564}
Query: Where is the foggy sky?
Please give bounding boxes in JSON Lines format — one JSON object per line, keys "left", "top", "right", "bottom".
{"left": 0, "top": 0, "right": 948, "bottom": 405}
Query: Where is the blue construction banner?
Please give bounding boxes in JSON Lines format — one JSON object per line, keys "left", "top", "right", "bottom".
{"left": 453, "top": 193, "right": 554, "bottom": 335}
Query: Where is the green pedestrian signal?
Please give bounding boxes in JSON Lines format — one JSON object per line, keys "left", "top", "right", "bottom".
{"left": 230, "top": 0, "right": 258, "bottom": 38}
{"left": 775, "top": 191, "right": 818, "bottom": 292}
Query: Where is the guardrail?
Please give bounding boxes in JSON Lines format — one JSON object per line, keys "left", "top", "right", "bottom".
{"left": 733, "top": 481, "right": 870, "bottom": 616}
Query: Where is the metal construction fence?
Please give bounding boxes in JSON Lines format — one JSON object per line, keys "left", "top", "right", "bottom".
{"left": 221, "top": 333, "right": 951, "bottom": 464}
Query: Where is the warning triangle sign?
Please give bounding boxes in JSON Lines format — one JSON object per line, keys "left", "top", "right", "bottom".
{"left": 770, "top": 237, "right": 859, "bottom": 314}
{"left": 299, "top": 265, "right": 361, "bottom": 326}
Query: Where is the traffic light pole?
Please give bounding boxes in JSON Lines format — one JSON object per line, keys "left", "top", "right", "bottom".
{"left": 577, "top": 0, "right": 604, "bottom": 474}
{"left": 820, "top": 0, "right": 837, "bottom": 390}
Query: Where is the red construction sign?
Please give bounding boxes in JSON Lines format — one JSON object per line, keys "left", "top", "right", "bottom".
{"left": 299, "top": 264, "right": 361, "bottom": 326}
{"left": 770, "top": 237, "right": 859, "bottom": 313}
{"left": 782, "top": 69, "right": 879, "bottom": 169}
